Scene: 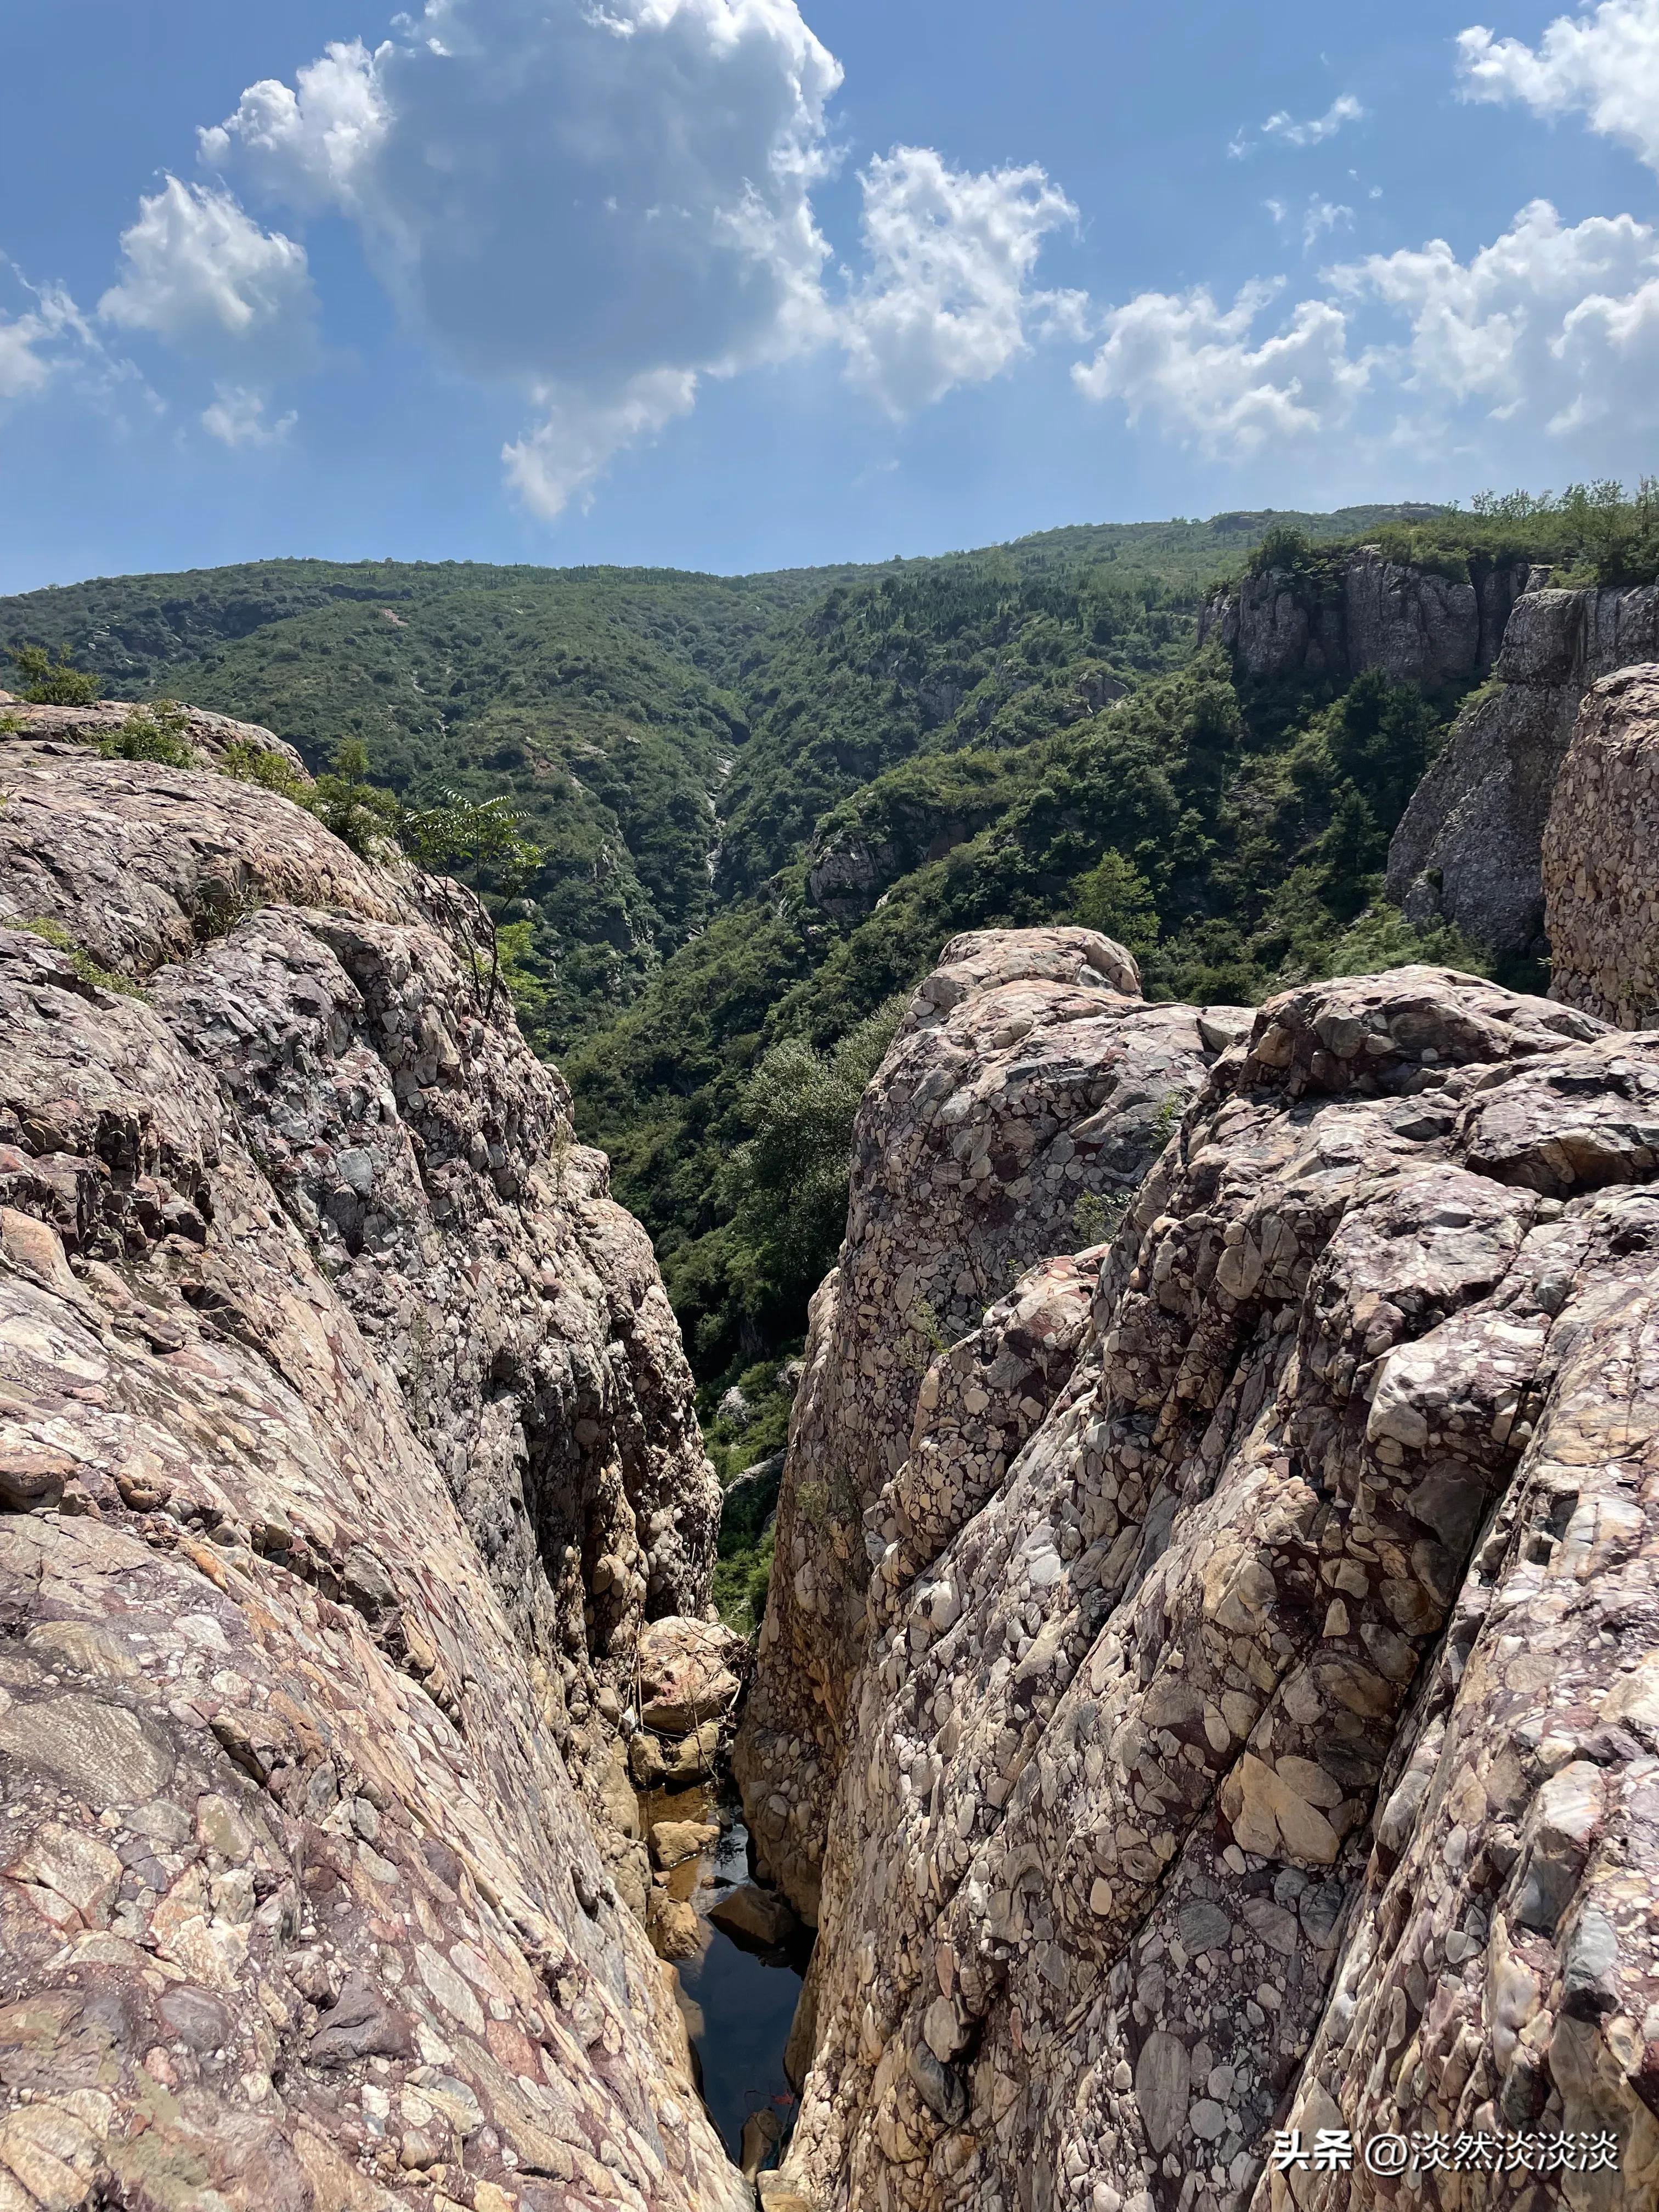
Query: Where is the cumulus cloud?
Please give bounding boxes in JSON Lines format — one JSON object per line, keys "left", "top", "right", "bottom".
{"left": 1071, "top": 280, "right": 1370, "bottom": 454}
{"left": 187, "top": 0, "right": 1080, "bottom": 508}
{"left": 840, "top": 147, "right": 1084, "bottom": 414}
{"left": 502, "top": 369, "right": 698, "bottom": 517}
{"left": 1230, "top": 93, "right": 1364, "bottom": 157}
{"left": 1458, "top": 1, "right": 1659, "bottom": 174}
{"left": 1075, "top": 197, "right": 1659, "bottom": 469}
{"left": 1335, "top": 198, "right": 1659, "bottom": 432}
{"left": 99, "top": 177, "right": 315, "bottom": 365}
{"left": 201, "top": 383, "right": 298, "bottom": 447}
{"left": 0, "top": 274, "right": 94, "bottom": 403}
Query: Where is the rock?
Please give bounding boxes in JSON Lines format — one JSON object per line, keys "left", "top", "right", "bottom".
{"left": 740, "top": 2106, "right": 783, "bottom": 2180}
{"left": 1389, "top": 581, "right": 1659, "bottom": 957}
{"left": 650, "top": 1818, "right": 718, "bottom": 1869}
{"left": 717, "top": 1384, "right": 753, "bottom": 1429}
{"left": 735, "top": 925, "right": 1241, "bottom": 1916}
{"left": 637, "top": 1615, "right": 746, "bottom": 1733}
{"left": 771, "top": 942, "right": 1659, "bottom": 2212}
{"left": 630, "top": 1719, "right": 723, "bottom": 1788}
{"left": 721, "top": 1450, "right": 784, "bottom": 1544}
{"left": 1542, "top": 662, "right": 1659, "bottom": 1025}
{"left": 646, "top": 1892, "right": 707, "bottom": 1963}
{"left": 708, "top": 1880, "right": 800, "bottom": 1951}
{"left": 758, "top": 2176, "right": 817, "bottom": 2212}
{"left": 1201, "top": 545, "right": 1524, "bottom": 692}
{"left": 0, "top": 741, "right": 749, "bottom": 2212}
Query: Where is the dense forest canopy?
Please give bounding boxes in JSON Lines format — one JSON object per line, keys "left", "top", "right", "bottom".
{"left": 8, "top": 488, "right": 1652, "bottom": 1588}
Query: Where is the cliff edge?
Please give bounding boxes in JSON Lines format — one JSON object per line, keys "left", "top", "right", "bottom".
{"left": 0, "top": 735, "right": 745, "bottom": 2210}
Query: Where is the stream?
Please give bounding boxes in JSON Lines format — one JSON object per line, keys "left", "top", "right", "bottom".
{"left": 639, "top": 1780, "right": 809, "bottom": 2170}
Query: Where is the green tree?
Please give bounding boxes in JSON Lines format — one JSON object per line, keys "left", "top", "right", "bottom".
{"left": 9, "top": 643, "right": 101, "bottom": 706}
{"left": 401, "top": 788, "right": 541, "bottom": 1018}
{"left": 1071, "top": 849, "right": 1159, "bottom": 960}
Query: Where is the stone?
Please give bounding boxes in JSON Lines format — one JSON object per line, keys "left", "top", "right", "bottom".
{"left": 630, "top": 1720, "right": 721, "bottom": 1788}
{"left": 646, "top": 1893, "right": 706, "bottom": 1963}
{"left": 0, "top": 743, "right": 748, "bottom": 2212}
{"left": 1543, "top": 662, "right": 1659, "bottom": 1025}
{"left": 708, "top": 1881, "right": 801, "bottom": 1951}
{"left": 636, "top": 1616, "right": 745, "bottom": 1733}
{"left": 650, "top": 1818, "right": 718, "bottom": 1870}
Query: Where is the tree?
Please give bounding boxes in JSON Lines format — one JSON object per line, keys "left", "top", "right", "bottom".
{"left": 1071, "top": 849, "right": 1159, "bottom": 960}
{"left": 401, "top": 788, "right": 541, "bottom": 1018}
{"left": 9, "top": 644, "right": 101, "bottom": 706}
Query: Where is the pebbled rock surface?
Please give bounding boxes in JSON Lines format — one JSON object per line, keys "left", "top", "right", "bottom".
{"left": 1542, "top": 663, "right": 1659, "bottom": 1029}
{"left": 1387, "top": 585, "right": 1659, "bottom": 961}
{"left": 774, "top": 953, "right": 1659, "bottom": 2212}
{"left": 733, "top": 928, "right": 1249, "bottom": 1918}
{"left": 1199, "top": 551, "right": 1526, "bottom": 693}
{"left": 0, "top": 743, "right": 743, "bottom": 2210}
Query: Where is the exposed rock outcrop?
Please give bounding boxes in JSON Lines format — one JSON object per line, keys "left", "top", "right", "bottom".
{"left": 0, "top": 741, "right": 743, "bottom": 2208}
{"left": 1542, "top": 664, "right": 1659, "bottom": 1028}
{"left": 1388, "top": 586, "right": 1659, "bottom": 960}
{"left": 733, "top": 928, "right": 1250, "bottom": 1918}
{"left": 0, "top": 693, "right": 308, "bottom": 775}
{"left": 1199, "top": 551, "right": 1526, "bottom": 692}
{"left": 769, "top": 940, "right": 1659, "bottom": 2212}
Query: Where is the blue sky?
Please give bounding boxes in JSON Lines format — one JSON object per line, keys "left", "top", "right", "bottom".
{"left": 3, "top": 0, "right": 1658, "bottom": 591}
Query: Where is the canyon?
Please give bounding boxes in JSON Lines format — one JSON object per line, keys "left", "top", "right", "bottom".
{"left": 2, "top": 598, "right": 1659, "bottom": 2212}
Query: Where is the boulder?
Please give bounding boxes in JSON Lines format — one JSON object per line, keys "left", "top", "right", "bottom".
{"left": 650, "top": 1817, "right": 718, "bottom": 1870}
{"left": 708, "top": 1880, "right": 801, "bottom": 1951}
{"left": 630, "top": 1720, "right": 722, "bottom": 1790}
{"left": 637, "top": 1614, "right": 746, "bottom": 1734}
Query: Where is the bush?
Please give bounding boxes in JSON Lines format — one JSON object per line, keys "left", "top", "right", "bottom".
{"left": 1071, "top": 848, "right": 1160, "bottom": 960}
{"left": 98, "top": 701, "right": 196, "bottom": 768}
{"left": 307, "top": 739, "right": 403, "bottom": 858}
{"left": 10, "top": 644, "right": 101, "bottom": 706}
{"left": 219, "top": 739, "right": 312, "bottom": 802}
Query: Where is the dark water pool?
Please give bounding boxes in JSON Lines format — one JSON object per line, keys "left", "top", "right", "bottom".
{"left": 645, "top": 1789, "right": 805, "bottom": 2165}
{"left": 679, "top": 1917, "right": 804, "bottom": 2160}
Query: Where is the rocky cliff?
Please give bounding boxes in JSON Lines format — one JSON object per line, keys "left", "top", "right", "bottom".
{"left": 1387, "top": 587, "right": 1659, "bottom": 962}
{"left": 733, "top": 932, "right": 1252, "bottom": 1918}
{"left": 756, "top": 936, "right": 1659, "bottom": 2212}
{"left": 1542, "top": 665, "right": 1659, "bottom": 1029}
{"left": 0, "top": 733, "right": 746, "bottom": 2210}
{"left": 1198, "top": 551, "right": 1526, "bottom": 693}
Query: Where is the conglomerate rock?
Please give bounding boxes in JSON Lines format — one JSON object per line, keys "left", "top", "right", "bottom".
{"left": 775, "top": 949, "right": 1659, "bottom": 2212}
{"left": 1542, "top": 664, "right": 1659, "bottom": 1029}
{"left": 733, "top": 928, "right": 1251, "bottom": 1920}
{"left": 1387, "top": 585, "right": 1659, "bottom": 961}
{"left": 0, "top": 742, "right": 743, "bottom": 2209}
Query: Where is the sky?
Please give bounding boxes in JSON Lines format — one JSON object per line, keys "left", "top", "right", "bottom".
{"left": 3, "top": 0, "right": 1659, "bottom": 591}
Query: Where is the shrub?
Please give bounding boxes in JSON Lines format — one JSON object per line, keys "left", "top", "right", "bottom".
{"left": 308, "top": 738, "right": 404, "bottom": 858}
{"left": 1071, "top": 848, "right": 1160, "bottom": 960}
{"left": 219, "top": 738, "right": 312, "bottom": 802}
{"left": 17, "top": 916, "right": 145, "bottom": 997}
{"left": 10, "top": 644, "right": 101, "bottom": 706}
{"left": 98, "top": 701, "right": 196, "bottom": 768}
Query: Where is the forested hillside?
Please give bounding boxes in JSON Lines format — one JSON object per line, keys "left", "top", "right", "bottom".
{"left": 8, "top": 495, "right": 1599, "bottom": 1457}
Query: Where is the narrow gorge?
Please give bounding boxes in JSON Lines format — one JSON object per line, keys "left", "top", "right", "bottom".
{"left": 3, "top": 544, "right": 1659, "bottom": 2212}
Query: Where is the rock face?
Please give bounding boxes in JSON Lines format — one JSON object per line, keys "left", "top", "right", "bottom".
{"left": 1542, "top": 664, "right": 1659, "bottom": 1028}
{"left": 1199, "top": 551, "right": 1526, "bottom": 692}
{"left": 771, "top": 943, "right": 1659, "bottom": 2212}
{"left": 0, "top": 695, "right": 308, "bottom": 775}
{"left": 0, "top": 741, "right": 744, "bottom": 2209}
{"left": 733, "top": 928, "right": 1250, "bottom": 1918}
{"left": 1388, "top": 585, "right": 1659, "bottom": 960}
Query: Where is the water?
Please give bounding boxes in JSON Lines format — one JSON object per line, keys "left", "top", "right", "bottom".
{"left": 641, "top": 1781, "right": 806, "bottom": 2166}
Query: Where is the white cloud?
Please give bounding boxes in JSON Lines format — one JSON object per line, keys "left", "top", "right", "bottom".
{"left": 1071, "top": 279, "right": 1370, "bottom": 454}
{"left": 191, "top": 0, "right": 1081, "bottom": 507}
{"left": 1335, "top": 198, "right": 1659, "bottom": 433}
{"left": 1304, "top": 196, "right": 1353, "bottom": 250}
{"left": 201, "top": 383, "right": 298, "bottom": 447}
{"left": 1458, "top": 1, "right": 1659, "bottom": 174}
{"left": 839, "top": 147, "right": 1084, "bottom": 414}
{"left": 1231, "top": 92, "right": 1364, "bottom": 157}
{"left": 0, "top": 275, "right": 92, "bottom": 402}
{"left": 501, "top": 368, "right": 698, "bottom": 517}
{"left": 99, "top": 177, "right": 315, "bottom": 364}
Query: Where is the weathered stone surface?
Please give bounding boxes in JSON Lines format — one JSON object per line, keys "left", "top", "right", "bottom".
{"left": 708, "top": 1881, "right": 802, "bottom": 1952}
{"left": 1543, "top": 663, "right": 1659, "bottom": 1027}
{"left": 637, "top": 1615, "right": 747, "bottom": 1734}
{"left": 1200, "top": 549, "right": 1525, "bottom": 692}
{"left": 1388, "top": 584, "right": 1659, "bottom": 957}
{"left": 0, "top": 744, "right": 744, "bottom": 2210}
{"left": 733, "top": 927, "right": 1246, "bottom": 1918}
{"left": 770, "top": 951, "right": 1659, "bottom": 2212}
{"left": 0, "top": 695, "right": 308, "bottom": 774}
